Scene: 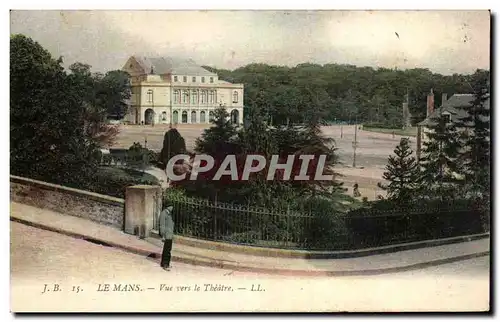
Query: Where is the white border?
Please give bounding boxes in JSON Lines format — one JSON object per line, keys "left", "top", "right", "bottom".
{"left": 3, "top": 1, "right": 497, "bottom": 321}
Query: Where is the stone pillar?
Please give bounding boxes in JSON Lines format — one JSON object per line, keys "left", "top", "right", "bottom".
{"left": 124, "top": 185, "right": 162, "bottom": 238}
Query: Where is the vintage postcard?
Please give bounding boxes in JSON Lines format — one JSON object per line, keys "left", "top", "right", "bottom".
{"left": 9, "top": 9, "right": 491, "bottom": 313}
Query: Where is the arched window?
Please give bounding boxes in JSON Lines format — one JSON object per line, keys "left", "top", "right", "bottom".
{"left": 209, "top": 111, "right": 215, "bottom": 122}
{"left": 233, "top": 91, "right": 238, "bottom": 103}
{"left": 147, "top": 89, "right": 153, "bottom": 103}
{"left": 172, "top": 110, "right": 179, "bottom": 124}
{"left": 161, "top": 111, "right": 167, "bottom": 121}
{"left": 182, "top": 90, "right": 189, "bottom": 104}
{"left": 192, "top": 90, "right": 198, "bottom": 104}
{"left": 191, "top": 111, "right": 197, "bottom": 123}
{"left": 200, "top": 111, "right": 206, "bottom": 123}
{"left": 182, "top": 111, "right": 188, "bottom": 123}
{"left": 230, "top": 109, "right": 239, "bottom": 124}
{"left": 209, "top": 91, "right": 214, "bottom": 104}
{"left": 173, "top": 90, "right": 180, "bottom": 104}
{"left": 201, "top": 91, "right": 207, "bottom": 104}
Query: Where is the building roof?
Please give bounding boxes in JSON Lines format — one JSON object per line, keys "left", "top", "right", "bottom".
{"left": 132, "top": 56, "right": 217, "bottom": 76}
{"left": 418, "top": 94, "right": 490, "bottom": 127}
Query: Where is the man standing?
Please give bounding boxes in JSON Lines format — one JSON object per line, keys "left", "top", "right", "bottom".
{"left": 158, "top": 205, "right": 175, "bottom": 271}
{"left": 353, "top": 183, "right": 361, "bottom": 198}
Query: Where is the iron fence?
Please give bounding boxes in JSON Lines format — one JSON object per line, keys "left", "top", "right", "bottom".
{"left": 157, "top": 193, "right": 489, "bottom": 251}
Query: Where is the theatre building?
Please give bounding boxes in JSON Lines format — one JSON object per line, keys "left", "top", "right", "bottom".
{"left": 122, "top": 56, "right": 244, "bottom": 125}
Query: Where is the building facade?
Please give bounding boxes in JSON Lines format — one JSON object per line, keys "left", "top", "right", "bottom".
{"left": 416, "top": 91, "right": 490, "bottom": 161}
{"left": 122, "top": 56, "right": 244, "bottom": 125}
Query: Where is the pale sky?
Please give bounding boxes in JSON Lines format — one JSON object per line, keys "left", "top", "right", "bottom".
{"left": 10, "top": 10, "right": 490, "bottom": 75}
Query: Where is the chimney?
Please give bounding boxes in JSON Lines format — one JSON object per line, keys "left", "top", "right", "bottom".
{"left": 426, "top": 88, "right": 434, "bottom": 118}
{"left": 442, "top": 93, "right": 448, "bottom": 105}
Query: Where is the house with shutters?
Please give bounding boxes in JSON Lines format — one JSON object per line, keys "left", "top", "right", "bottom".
{"left": 416, "top": 89, "right": 490, "bottom": 161}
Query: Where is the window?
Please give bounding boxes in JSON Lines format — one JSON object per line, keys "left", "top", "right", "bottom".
{"left": 173, "top": 90, "right": 180, "bottom": 104}
{"left": 209, "top": 91, "right": 214, "bottom": 104}
{"left": 147, "top": 89, "right": 153, "bottom": 103}
{"left": 201, "top": 90, "right": 207, "bottom": 104}
{"left": 443, "top": 114, "right": 451, "bottom": 123}
{"left": 192, "top": 76, "right": 196, "bottom": 82}
{"left": 210, "top": 77, "right": 214, "bottom": 83}
{"left": 233, "top": 91, "right": 238, "bottom": 103}
{"left": 162, "top": 111, "right": 167, "bottom": 121}
{"left": 192, "top": 90, "right": 198, "bottom": 104}
{"left": 182, "top": 90, "right": 189, "bottom": 103}
{"left": 183, "top": 76, "right": 187, "bottom": 82}
{"left": 174, "top": 76, "right": 178, "bottom": 82}
{"left": 201, "top": 77, "right": 205, "bottom": 83}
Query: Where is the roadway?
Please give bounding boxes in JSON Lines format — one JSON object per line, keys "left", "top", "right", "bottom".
{"left": 10, "top": 222, "right": 490, "bottom": 312}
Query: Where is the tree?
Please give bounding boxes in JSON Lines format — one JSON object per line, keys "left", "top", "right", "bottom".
{"left": 418, "top": 112, "right": 462, "bottom": 200}
{"left": 10, "top": 34, "right": 100, "bottom": 184}
{"left": 99, "top": 70, "right": 132, "bottom": 119}
{"left": 194, "top": 105, "right": 238, "bottom": 156}
{"left": 67, "top": 62, "right": 120, "bottom": 148}
{"left": 456, "top": 69, "right": 490, "bottom": 199}
{"left": 159, "top": 128, "right": 187, "bottom": 168}
{"left": 378, "top": 137, "right": 420, "bottom": 203}
{"left": 172, "top": 106, "right": 240, "bottom": 202}
{"left": 126, "top": 142, "right": 148, "bottom": 172}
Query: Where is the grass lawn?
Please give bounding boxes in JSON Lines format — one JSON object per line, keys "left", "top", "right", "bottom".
{"left": 363, "top": 127, "right": 418, "bottom": 137}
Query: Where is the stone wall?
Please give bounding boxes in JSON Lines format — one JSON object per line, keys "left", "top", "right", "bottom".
{"left": 10, "top": 175, "right": 125, "bottom": 229}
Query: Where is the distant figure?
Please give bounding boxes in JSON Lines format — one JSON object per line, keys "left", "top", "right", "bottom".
{"left": 158, "top": 205, "right": 175, "bottom": 271}
{"left": 353, "top": 183, "right": 361, "bottom": 197}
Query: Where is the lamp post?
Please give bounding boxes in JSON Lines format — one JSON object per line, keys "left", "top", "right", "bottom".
{"left": 151, "top": 91, "right": 155, "bottom": 127}
{"left": 352, "top": 115, "right": 358, "bottom": 168}
{"left": 143, "top": 135, "right": 148, "bottom": 175}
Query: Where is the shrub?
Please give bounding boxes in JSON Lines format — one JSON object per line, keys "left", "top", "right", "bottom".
{"left": 45, "top": 166, "right": 160, "bottom": 199}
{"left": 296, "top": 196, "right": 350, "bottom": 250}
{"left": 345, "top": 198, "right": 487, "bottom": 248}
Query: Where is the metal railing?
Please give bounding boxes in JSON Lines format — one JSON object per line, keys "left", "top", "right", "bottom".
{"left": 157, "top": 193, "right": 489, "bottom": 251}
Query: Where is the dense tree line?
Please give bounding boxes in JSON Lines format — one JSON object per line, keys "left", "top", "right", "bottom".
{"left": 203, "top": 64, "right": 483, "bottom": 128}
{"left": 10, "top": 34, "right": 131, "bottom": 185}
